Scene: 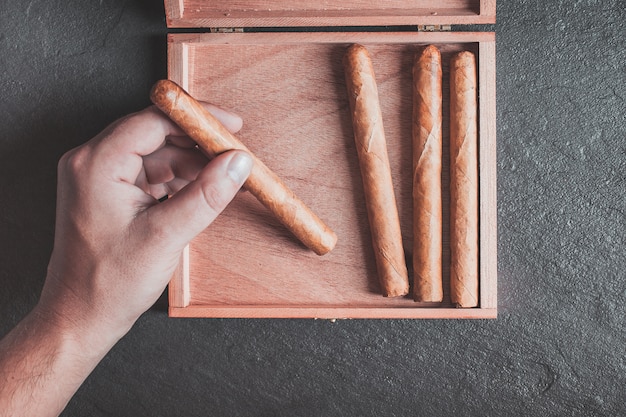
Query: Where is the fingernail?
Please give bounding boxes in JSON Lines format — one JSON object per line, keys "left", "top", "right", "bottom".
{"left": 227, "top": 152, "right": 253, "bottom": 184}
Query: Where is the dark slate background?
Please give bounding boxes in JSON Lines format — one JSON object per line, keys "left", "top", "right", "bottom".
{"left": 1, "top": 1, "right": 625, "bottom": 415}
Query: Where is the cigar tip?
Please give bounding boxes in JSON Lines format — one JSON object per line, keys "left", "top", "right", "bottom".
{"left": 454, "top": 301, "right": 479, "bottom": 308}
{"left": 383, "top": 287, "right": 410, "bottom": 298}
{"left": 345, "top": 43, "right": 370, "bottom": 60}
{"left": 347, "top": 43, "right": 366, "bottom": 53}
{"left": 150, "top": 79, "right": 173, "bottom": 95}
{"left": 451, "top": 51, "right": 476, "bottom": 67}
{"left": 419, "top": 44, "right": 441, "bottom": 59}
{"left": 314, "top": 230, "right": 338, "bottom": 256}
{"left": 150, "top": 79, "right": 182, "bottom": 105}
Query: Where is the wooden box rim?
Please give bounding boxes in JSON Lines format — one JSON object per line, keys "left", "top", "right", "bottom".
{"left": 165, "top": 31, "right": 497, "bottom": 319}
{"left": 163, "top": 0, "right": 496, "bottom": 28}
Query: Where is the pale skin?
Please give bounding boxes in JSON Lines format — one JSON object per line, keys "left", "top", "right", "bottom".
{"left": 0, "top": 105, "right": 253, "bottom": 416}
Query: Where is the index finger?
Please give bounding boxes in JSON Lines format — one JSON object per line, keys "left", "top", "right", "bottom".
{"left": 92, "top": 104, "right": 243, "bottom": 184}
{"left": 101, "top": 106, "right": 183, "bottom": 157}
{"left": 105, "top": 104, "right": 243, "bottom": 156}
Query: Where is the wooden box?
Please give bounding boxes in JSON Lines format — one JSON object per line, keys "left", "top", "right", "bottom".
{"left": 164, "top": 1, "right": 497, "bottom": 319}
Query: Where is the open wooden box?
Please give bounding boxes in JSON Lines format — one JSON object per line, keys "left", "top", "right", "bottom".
{"left": 164, "top": 1, "right": 497, "bottom": 319}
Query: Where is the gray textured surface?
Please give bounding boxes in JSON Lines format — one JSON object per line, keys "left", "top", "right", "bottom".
{"left": 1, "top": 1, "right": 625, "bottom": 415}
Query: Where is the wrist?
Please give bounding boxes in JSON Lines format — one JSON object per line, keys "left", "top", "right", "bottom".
{"left": 39, "top": 261, "right": 139, "bottom": 351}
{"left": 0, "top": 302, "right": 122, "bottom": 416}
{"left": 32, "top": 295, "right": 129, "bottom": 361}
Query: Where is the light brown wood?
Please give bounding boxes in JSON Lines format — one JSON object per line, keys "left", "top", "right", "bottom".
{"left": 169, "top": 306, "right": 497, "bottom": 319}
{"left": 168, "top": 246, "right": 190, "bottom": 308}
{"left": 412, "top": 45, "right": 444, "bottom": 303}
{"left": 343, "top": 44, "right": 409, "bottom": 297}
{"left": 164, "top": 0, "right": 183, "bottom": 23}
{"left": 166, "top": 31, "right": 497, "bottom": 319}
{"left": 478, "top": 40, "right": 497, "bottom": 309}
{"left": 167, "top": 40, "right": 189, "bottom": 91}
{"left": 164, "top": 0, "right": 496, "bottom": 28}
{"left": 480, "top": 0, "right": 497, "bottom": 18}
{"left": 167, "top": 31, "right": 497, "bottom": 46}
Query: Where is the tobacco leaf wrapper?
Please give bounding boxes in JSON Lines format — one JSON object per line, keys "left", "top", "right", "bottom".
{"left": 343, "top": 44, "right": 409, "bottom": 297}
{"left": 412, "top": 45, "right": 444, "bottom": 302}
{"left": 150, "top": 79, "right": 337, "bottom": 256}
{"left": 449, "top": 51, "right": 479, "bottom": 307}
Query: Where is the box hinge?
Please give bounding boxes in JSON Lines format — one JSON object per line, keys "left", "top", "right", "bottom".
{"left": 417, "top": 24, "right": 452, "bottom": 32}
{"left": 210, "top": 27, "right": 244, "bottom": 33}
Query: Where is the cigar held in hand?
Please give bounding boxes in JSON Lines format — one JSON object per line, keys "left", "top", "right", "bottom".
{"left": 150, "top": 79, "right": 337, "bottom": 256}
{"left": 449, "top": 51, "right": 479, "bottom": 307}
{"left": 343, "top": 44, "right": 409, "bottom": 297}
{"left": 412, "top": 45, "right": 444, "bottom": 302}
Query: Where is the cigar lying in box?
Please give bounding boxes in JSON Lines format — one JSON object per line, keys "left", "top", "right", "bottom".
{"left": 343, "top": 44, "right": 410, "bottom": 297}
{"left": 150, "top": 79, "right": 337, "bottom": 256}
{"left": 449, "top": 51, "right": 479, "bottom": 307}
{"left": 412, "top": 45, "right": 444, "bottom": 303}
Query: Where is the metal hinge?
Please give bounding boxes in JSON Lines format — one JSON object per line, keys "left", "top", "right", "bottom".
{"left": 417, "top": 24, "right": 452, "bottom": 32}
{"left": 210, "top": 27, "right": 244, "bottom": 33}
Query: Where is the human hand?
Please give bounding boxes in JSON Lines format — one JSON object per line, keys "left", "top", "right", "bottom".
{"left": 38, "top": 104, "right": 252, "bottom": 348}
{"left": 0, "top": 104, "right": 252, "bottom": 416}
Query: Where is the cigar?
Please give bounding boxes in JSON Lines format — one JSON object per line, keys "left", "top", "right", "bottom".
{"left": 449, "top": 51, "right": 479, "bottom": 307}
{"left": 412, "top": 45, "right": 443, "bottom": 302}
{"left": 150, "top": 79, "right": 337, "bottom": 256}
{"left": 343, "top": 44, "right": 409, "bottom": 297}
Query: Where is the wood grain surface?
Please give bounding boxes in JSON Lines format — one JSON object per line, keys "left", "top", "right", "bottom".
{"left": 165, "top": 0, "right": 496, "bottom": 27}
{"left": 166, "top": 32, "right": 496, "bottom": 318}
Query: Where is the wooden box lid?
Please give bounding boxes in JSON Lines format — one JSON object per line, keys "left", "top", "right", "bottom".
{"left": 164, "top": 0, "right": 496, "bottom": 28}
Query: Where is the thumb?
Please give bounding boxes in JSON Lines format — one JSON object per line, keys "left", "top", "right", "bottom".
{"left": 144, "top": 150, "right": 253, "bottom": 250}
